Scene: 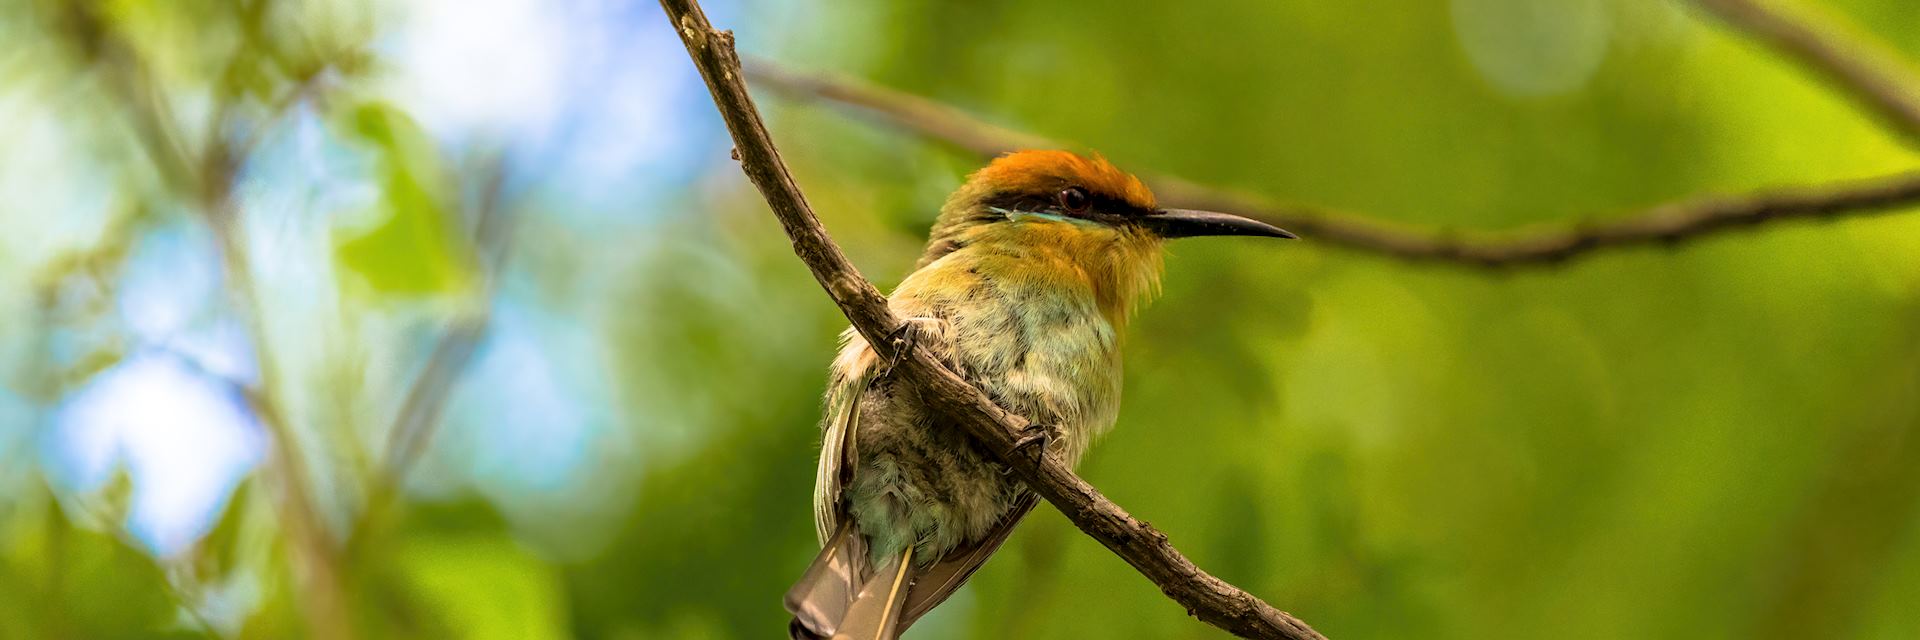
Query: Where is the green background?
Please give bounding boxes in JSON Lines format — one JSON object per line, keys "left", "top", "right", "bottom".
{"left": 4, "top": 0, "right": 1920, "bottom": 638}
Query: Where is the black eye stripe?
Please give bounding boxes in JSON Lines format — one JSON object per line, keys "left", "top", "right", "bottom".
{"left": 981, "top": 189, "right": 1151, "bottom": 218}
{"left": 981, "top": 191, "right": 1056, "bottom": 213}
{"left": 1088, "top": 193, "right": 1142, "bottom": 215}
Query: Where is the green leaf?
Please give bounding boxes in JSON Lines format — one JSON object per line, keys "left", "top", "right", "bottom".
{"left": 333, "top": 103, "right": 477, "bottom": 298}
{"left": 393, "top": 533, "right": 570, "bottom": 640}
{"left": 0, "top": 486, "right": 201, "bottom": 639}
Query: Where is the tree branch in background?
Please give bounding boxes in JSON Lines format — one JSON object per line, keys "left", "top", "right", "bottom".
{"left": 741, "top": 44, "right": 1920, "bottom": 268}
{"left": 381, "top": 158, "right": 513, "bottom": 485}
{"left": 364, "top": 156, "right": 516, "bottom": 541}
{"left": 658, "top": 1, "right": 1325, "bottom": 638}
{"left": 66, "top": 2, "right": 356, "bottom": 638}
{"left": 1692, "top": 0, "right": 1920, "bottom": 148}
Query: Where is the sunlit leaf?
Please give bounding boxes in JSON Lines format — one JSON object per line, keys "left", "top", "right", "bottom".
{"left": 394, "top": 533, "right": 570, "bottom": 640}
{"left": 0, "top": 486, "right": 201, "bottom": 639}
{"left": 333, "top": 102, "right": 477, "bottom": 298}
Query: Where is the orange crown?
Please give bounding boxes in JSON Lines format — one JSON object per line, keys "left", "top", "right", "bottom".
{"left": 970, "top": 150, "right": 1157, "bottom": 211}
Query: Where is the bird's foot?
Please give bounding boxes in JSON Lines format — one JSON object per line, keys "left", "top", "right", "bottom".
{"left": 1011, "top": 422, "right": 1055, "bottom": 458}
{"left": 999, "top": 424, "right": 1055, "bottom": 475}
{"left": 880, "top": 316, "right": 943, "bottom": 377}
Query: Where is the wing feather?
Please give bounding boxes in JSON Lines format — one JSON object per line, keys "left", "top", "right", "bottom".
{"left": 814, "top": 330, "right": 876, "bottom": 543}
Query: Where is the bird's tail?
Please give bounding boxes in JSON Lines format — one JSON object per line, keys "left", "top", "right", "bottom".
{"left": 785, "top": 524, "right": 916, "bottom": 640}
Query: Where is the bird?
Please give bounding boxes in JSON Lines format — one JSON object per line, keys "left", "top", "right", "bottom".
{"left": 785, "top": 150, "right": 1293, "bottom": 639}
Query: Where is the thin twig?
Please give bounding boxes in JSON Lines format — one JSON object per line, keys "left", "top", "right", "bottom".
{"left": 742, "top": 60, "right": 1920, "bottom": 268}
{"left": 380, "top": 156, "right": 514, "bottom": 489}
{"left": 378, "top": 319, "right": 488, "bottom": 480}
{"left": 203, "top": 135, "right": 355, "bottom": 640}
{"left": 1692, "top": 0, "right": 1920, "bottom": 148}
{"left": 658, "top": 1, "right": 1325, "bottom": 638}
{"left": 73, "top": 3, "right": 355, "bottom": 638}
{"left": 381, "top": 319, "right": 485, "bottom": 460}
{"left": 347, "top": 156, "right": 513, "bottom": 564}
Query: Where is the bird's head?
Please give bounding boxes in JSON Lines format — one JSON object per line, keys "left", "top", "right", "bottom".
{"left": 919, "top": 150, "right": 1292, "bottom": 322}
{"left": 925, "top": 151, "right": 1293, "bottom": 260}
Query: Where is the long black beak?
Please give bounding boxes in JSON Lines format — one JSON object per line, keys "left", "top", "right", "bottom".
{"left": 1140, "top": 208, "right": 1297, "bottom": 239}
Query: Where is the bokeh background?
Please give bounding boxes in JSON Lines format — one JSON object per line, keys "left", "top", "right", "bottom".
{"left": 5, "top": 0, "right": 1920, "bottom": 638}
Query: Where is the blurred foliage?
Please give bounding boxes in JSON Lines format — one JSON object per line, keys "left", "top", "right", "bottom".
{"left": 3, "top": 0, "right": 1920, "bottom": 639}
{"left": 0, "top": 480, "right": 196, "bottom": 640}
{"left": 334, "top": 102, "right": 477, "bottom": 299}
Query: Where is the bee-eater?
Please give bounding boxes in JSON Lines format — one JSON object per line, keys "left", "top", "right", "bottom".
{"left": 786, "top": 150, "right": 1293, "bottom": 639}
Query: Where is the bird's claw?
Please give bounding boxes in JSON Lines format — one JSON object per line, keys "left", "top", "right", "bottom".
{"left": 1012, "top": 423, "right": 1053, "bottom": 456}
{"left": 881, "top": 316, "right": 941, "bottom": 378}
{"left": 997, "top": 424, "right": 1054, "bottom": 475}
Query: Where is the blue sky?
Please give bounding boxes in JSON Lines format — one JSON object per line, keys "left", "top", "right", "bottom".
{"left": 17, "top": 0, "right": 737, "bottom": 558}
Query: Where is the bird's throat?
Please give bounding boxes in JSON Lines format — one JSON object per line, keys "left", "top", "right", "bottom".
{"left": 964, "top": 225, "right": 1163, "bottom": 330}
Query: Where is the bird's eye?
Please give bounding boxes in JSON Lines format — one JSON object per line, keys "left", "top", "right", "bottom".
{"left": 1058, "top": 187, "right": 1091, "bottom": 214}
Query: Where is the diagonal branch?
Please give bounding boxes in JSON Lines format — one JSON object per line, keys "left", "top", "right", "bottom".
{"left": 657, "top": 1, "right": 1325, "bottom": 638}
{"left": 381, "top": 157, "right": 514, "bottom": 487}
{"left": 741, "top": 60, "right": 1920, "bottom": 268}
{"left": 353, "top": 157, "right": 518, "bottom": 554}
{"left": 1691, "top": 0, "right": 1920, "bottom": 148}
